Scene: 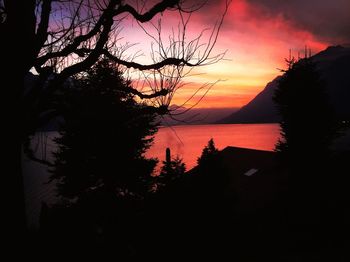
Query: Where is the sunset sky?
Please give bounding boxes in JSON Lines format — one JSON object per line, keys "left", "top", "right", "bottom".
{"left": 121, "top": 0, "right": 350, "bottom": 109}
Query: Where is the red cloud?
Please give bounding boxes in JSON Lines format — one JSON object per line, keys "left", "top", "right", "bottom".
{"left": 123, "top": 0, "right": 330, "bottom": 109}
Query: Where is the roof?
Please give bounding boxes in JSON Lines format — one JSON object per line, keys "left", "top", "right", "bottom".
{"left": 217, "top": 147, "right": 287, "bottom": 215}
{"left": 219, "top": 146, "right": 276, "bottom": 172}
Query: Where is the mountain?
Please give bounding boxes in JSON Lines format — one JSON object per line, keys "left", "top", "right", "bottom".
{"left": 160, "top": 106, "right": 238, "bottom": 126}
{"left": 219, "top": 45, "right": 350, "bottom": 123}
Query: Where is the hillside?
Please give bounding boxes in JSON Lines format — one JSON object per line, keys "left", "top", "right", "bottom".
{"left": 219, "top": 45, "right": 350, "bottom": 123}
{"left": 160, "top": 106, "right": 237, "bottom": 126}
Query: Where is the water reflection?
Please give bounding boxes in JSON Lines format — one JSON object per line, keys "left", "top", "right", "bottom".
{"left": 146, "top": 123, "right": 280, "bottom": 170}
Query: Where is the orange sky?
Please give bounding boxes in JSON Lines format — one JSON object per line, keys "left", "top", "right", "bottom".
{"left": 123, "top": 0, "right": 331, "bottom": 109}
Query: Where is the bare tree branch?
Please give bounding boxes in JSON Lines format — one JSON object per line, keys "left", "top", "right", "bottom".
{"left": 102, "top": 49, "right": 194, "bottom": 69}
{"left": 121, "top": 84, "right": 169, "bottom": 99}
{"left": 35, "top": 0, "right": 115, "bottom": 67}
{"left": 42, "top": 0, "right": 84, "bottom": 48}
{"left": 117, "top": 0, "right": 179, "bottom": 23}
{"left": 47, "top": 0, "right": 119, "bottom": 86}
{"left": 23, "top": 0, "right": 231, "bottom": 139}
{"left": 35, "top": 0, "right": 181, "bottom": 67}
{"left": 34, "top": 0, "right": 52, "bottom": 56}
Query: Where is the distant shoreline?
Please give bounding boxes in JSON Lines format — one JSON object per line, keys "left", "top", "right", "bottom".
{"left": 159, "top": 122, "right": 279, "bottom": 128}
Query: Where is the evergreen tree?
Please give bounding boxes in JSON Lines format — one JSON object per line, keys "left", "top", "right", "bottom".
{"left": 196, "top": 138, "right": 223, "bottom": 190}
{"left": 273, "top": 58, "right": 342, "bottom": 241}
{"left": 51, "top": 59, "right": 159, "bottom": 201}
{"left": 197, "top": 138, "right": 219, "bottom": 167}
{"left": 157, "top": 155, "right": 186, "bottom": 189}
{"left": 160, "top": 156, "right": 186, "bottom": 178}
{"left": 273, "top": 58, "right": 337, "bottom": 165}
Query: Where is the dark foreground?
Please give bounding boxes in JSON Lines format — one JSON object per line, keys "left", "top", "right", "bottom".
{"left": 26, "top": 147, "right": 349, "bottom": 260}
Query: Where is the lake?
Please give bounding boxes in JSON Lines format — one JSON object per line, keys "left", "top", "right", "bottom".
{"left": 146, "top": 123, "right": 281, "bottom": 170}
{"left": 23, "top": 123, "right": 280, "bottom": 228}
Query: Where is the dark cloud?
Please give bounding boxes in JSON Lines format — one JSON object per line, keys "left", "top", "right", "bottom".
{"left": 247, "top": 0, "right": 350, "bottom": 43}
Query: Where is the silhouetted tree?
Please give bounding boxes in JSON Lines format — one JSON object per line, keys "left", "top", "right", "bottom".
{"left": 51, "top": 59, "right": 158, "bottom": 200}
{"left": 273, "top": 57, "right": 341, "bottom": 245}
{"left": 196, "top": 138, "right": 227, "bottom": 194}
{"left": 152, "top": 147, "right": 186, "bottom": 191}
{"left": 197, "top": 138, "right": 219, "bottom": 167}
{"left": 4, "top": 0, "right": 230, "bottom": 142}
{"left": 273, "top": 58, "right": 337, "bottom": 165}
{"left": 41, "top": 59, "right": 162, "bottom": 252}
{"left": 0, "top": 0, "right": 230, "bottom": 235}
{"left": 159, "top": 155, "right": 186, "bottom": 184}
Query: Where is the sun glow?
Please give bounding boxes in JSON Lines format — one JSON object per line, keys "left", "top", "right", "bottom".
{"left": 120, "top": 0, "right": 329, "bottom": 109}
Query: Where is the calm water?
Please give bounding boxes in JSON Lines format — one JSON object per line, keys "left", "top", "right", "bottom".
{"left": 24, "top": 123, "right": 280, "bottom": 228}
{"left": 146, "top": 123, "right": 281, "bottom": 170}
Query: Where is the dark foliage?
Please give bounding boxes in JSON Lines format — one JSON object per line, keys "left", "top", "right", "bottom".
{"left": 197, "top": 138, "right": 219, "bottom": 166}
{"left": 50, "top": 59, "right": 159, "bottom": 200}
{"left": 40, "top": 59, "right": 162, "bottom": 255}
{"left": 158, "top": 155, "right": 186, "bottom": 184}
{"left": 273, "top": 58, "right": 338, "bottom": 164}
{"left": 272, "top": 58, "right": 349, "bottom": 260}
{"left": 1, "top": 0, "right": 228, "bottom": 243}
{"left": 196, "top": 139, "right": 230, "bottom": 195}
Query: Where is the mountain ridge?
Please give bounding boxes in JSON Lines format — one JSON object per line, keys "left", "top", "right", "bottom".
{"left": 218, "top": 45, "right": 350, "bottom": 124}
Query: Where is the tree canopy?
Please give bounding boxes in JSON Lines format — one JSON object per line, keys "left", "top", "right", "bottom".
{"left": 197, "top": 138, "right": 219, "bottom": 166}
{"left": 0, "top": 0, "right": 230, "bottom": 139}
{"left": 51, "top": 59, "right": 159, "bottom": 200}
{"left": 273, "top": 58, "right": 337, "bottom": 164}
{"left": 0, "top": 0, "right": 230, "bottom": 240}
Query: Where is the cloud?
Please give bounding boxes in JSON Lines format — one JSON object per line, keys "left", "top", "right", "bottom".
{"left": 124, "top": 0, "right": 345, "bottom": 108}
{"left": 246, "top": 0, "right": 350, "bottom": 43}
{"left": 157, "top": 0, "right": 333, "bottom": 108}
{"left": 185, "top": 0, "right": 350, "bottom": 43}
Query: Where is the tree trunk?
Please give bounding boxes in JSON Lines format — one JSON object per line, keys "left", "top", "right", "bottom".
{"left": 1, "top": 0, "right": 36, "bottom": 248}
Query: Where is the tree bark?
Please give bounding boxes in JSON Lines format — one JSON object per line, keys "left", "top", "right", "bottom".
{"left": 1, "top": 0, "right": 36, "bottom": 247}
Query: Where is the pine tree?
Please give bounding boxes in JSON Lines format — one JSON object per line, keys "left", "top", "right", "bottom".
{"left": 273, "top": 58, "right": 337, "bottom": 164}
{"left": 160, "top": 156, "right": 186, "bottom": 177}
{"left": 158, "top": 155, "right": 186, "bottom": 188}
{"left": 51, "top": 59, "right": 159, "bottom": 201}
{"left": 197, "top": 138, "right": 219, "bottom": 166}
